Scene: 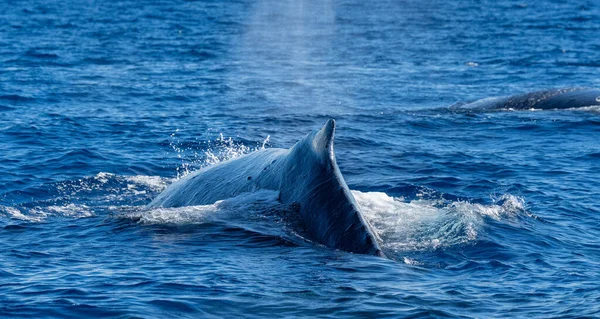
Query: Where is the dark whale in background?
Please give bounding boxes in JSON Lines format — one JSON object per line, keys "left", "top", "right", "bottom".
{"left": 455, "top": 88, "right": 600, "bottom": 111}
{"left": 149, "top": 119, "right": 383, "bottom": 256}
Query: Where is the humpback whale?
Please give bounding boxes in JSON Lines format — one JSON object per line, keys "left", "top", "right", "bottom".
{"left": 456, "top": 88, "right": 600, "bottom": 111}
{"left": 149, "top": 119, "right": 383, "bottom": 256}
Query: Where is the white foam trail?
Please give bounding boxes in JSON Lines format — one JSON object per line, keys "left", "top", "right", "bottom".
{"left": 1, "top": 173, "right": 175, "bottom": 223}
{"left": 0, "top": 204, "right": 94, "bottom": 222}
{"left": 569, "top": 105, "right": 600, "bottom": 113}
{"left": 35, "top": 204, "right": 94, "bottom": 218}
{"left": 203, "top": 133, "right": 253, "bottom": 168}
{"left": 0, "top": 206, "right": 39, "bottom": 222}
{"left": 352, "top": 190, "right": 528, "bottom": 252}
{"left": 55, "top": 172, "right": 172, "bottom": 201}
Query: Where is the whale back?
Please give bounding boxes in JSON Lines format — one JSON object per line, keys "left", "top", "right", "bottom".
{"left": 148, "top": 148, "right": 286, "bottom": 207}
{"left": 277, "top": 120, "right": 383, "bottom": 256}
{"left": 149, "top": 119, "right": 383, "bottom": 256}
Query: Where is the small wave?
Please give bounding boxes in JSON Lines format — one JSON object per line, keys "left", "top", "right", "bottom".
{"left": 81, "top": 57, "right": 127, "bottom": 65}
{"left": 577, "top": 152, "right": 600, "bottom": 159}
{"left": 54, "top": 149, "right": 108, "bottom": 162}
{"left": 24, "top": 50, "right": 59, "bottom": 59}
{"left": 0, "top": 94, "right": 35, "bottom": 102}
{"left": 185, "top": 49, "right": 217, "bottom": 59}
{"left": 353, "top": 191, "right": 529, "bottom": 253}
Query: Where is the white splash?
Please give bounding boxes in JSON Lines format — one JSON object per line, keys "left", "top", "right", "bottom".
{"left": 403, "top": 257, "right": 423, "bottom": 266}
{"left": 125, "top": 175, "right": 170, "bottom": 192}
{"left": 94, "top": 171, "right": 113, "bottom": 184}
{"left": 203, "top": 133, "right": 253, "bottom": 168}
{"left": 352, "top": 190, "right": 528, "bottom": 252}
{"left": 170, "top": 132, "right": 270, "bottom": 179}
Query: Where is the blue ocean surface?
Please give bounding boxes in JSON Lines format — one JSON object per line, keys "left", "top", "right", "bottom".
{"left": 1, "top": 0, "right": 599, "bottom": 318}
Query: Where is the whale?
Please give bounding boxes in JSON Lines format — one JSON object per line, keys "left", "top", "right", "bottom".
{"left": 455, "top": 87, "right": 600, "bottom": 111}
{"left": 149, "top": 119, "right": 383, "bottom": 256}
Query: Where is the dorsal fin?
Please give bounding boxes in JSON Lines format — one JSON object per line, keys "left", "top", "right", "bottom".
{"left": 281, "top": 119, "right": 383, "bottom": 256}
{"left": 311, "top": 119, "right": 335, "bottom": 159}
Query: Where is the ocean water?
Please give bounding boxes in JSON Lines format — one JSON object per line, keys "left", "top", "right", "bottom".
{"left": 1, "top": 0, "right": 599, "bottom": 318}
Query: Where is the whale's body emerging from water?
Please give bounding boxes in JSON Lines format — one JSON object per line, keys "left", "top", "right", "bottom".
{"left": 457, "top": 88, "right": 600, "bottom": 111}
{"left": 150, "top": 119, "right": 383, "bottom": 256}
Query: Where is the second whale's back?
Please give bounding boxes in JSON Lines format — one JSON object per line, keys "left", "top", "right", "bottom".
{"left": 459, "top": 88, "right": 600, "bottom": 111}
